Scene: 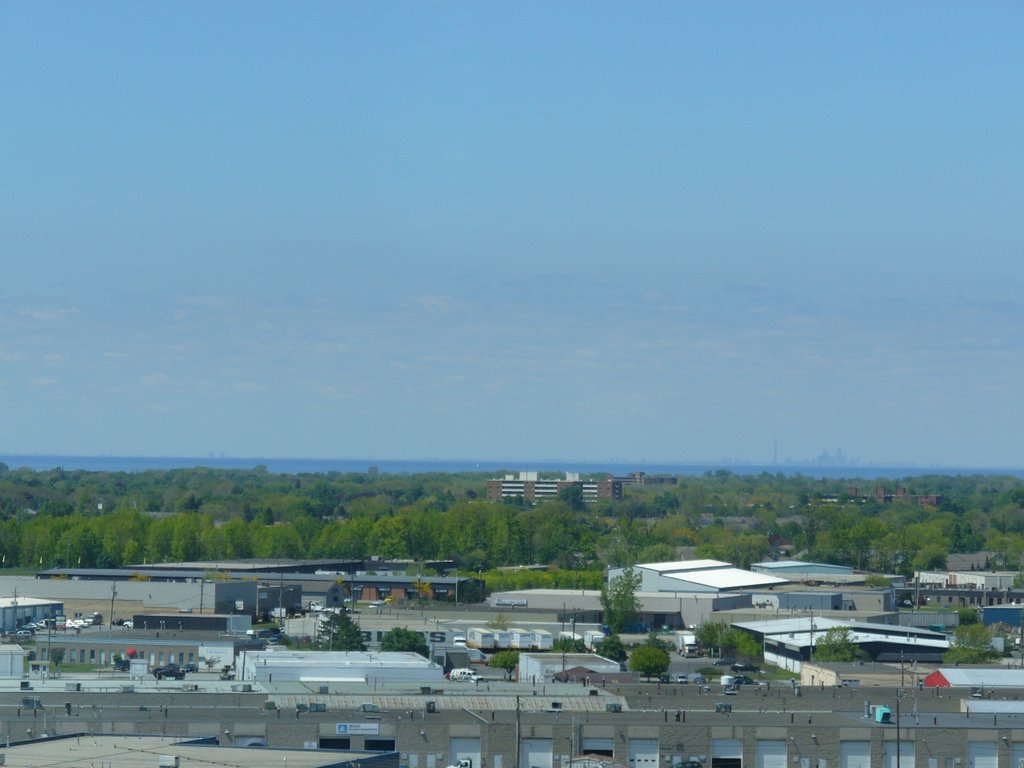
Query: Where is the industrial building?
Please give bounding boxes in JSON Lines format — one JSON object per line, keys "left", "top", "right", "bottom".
{"left": 517, "top": 652, "right": 621, "bottom": 685}
{"left": 0, "top": 596, "right": 64, "bottom": 632}
{"left": 485, "top": 588, "right": 752, "bottom": 630}
{"left": 0, "top": 670, "right": 1021, "bottom": 768}
{"left": 0, "top": 734, "right": 396, "bottom": 768}
{"left": 749, "top": 560, "right": 857, "bottom": 582}
{"left": 608, "top": 560, "right": 789, "bottom": 594}
{"left": 732, "top": 616, "right": 949, "bottom": 672}
{"left": 924, "top": 668, "right": 1024, "bottom": 688}
{"left": 236, "top": 650, "right": 444, "bottom": 685}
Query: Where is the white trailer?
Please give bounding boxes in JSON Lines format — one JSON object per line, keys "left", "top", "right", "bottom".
{"left": 492, "top": 629, "right": 512, "bottom": 649}
{"left": 466, "top": 627, "right": 496, "bottom": 650}
{"left": 509, "top": 628, "right": 534, "bottom": 650}
{"left": 584, "top": 630, "right": 606, "bottom": 651}
{"left": 532, "top": 629, "right": 554, "bottom": 650}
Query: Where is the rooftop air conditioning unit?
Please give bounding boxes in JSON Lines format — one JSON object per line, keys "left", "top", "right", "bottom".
{"left": 158, "top": 756, "right": 179, "bottom": 768}
{"left": 605, "top": 703, "right": 622, "bottom": 713}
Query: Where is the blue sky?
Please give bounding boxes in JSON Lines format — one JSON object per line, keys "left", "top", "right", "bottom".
{"left": 1, "top": 3, "right": 1022, "bottom": 467}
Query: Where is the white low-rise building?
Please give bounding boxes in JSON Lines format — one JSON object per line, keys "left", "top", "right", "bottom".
{"left": 517, "top": 652, "right": 620, "bottom": 685}
{"left": 237, "top": 650, "right": 444, "bottom": 684}
{"left": 609, "top": 560, "right": 789, "bottom": 594}
{"left": 0, "top": 643, "right": 29, "bottom": 678}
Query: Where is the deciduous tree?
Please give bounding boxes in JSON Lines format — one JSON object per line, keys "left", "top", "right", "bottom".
{"left": 600, "top": 567, "right": 642, "bottom": 633}
{"left": 380, "top": 627, "right": 429, "bottom": 657}
{"left": 489, "top": 650, "right": 520, "bottom": 680}
{"left": 628, "top": 645, "right": 669, "bottom": 680}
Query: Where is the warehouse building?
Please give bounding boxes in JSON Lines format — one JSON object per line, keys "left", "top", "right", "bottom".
{"left": 236, "top": 650, "right": 444, "bottom": 685}
{"left": 0, "top": 734, "right": 396, "bottom": 768}
{"left": 733, "top": 616, "right": 949, "bottom": 672}
{"left": 609, "top": 560, "right": 789, "bottom": 594}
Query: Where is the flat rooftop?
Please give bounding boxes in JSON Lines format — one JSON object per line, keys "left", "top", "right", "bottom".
{"left": 0, "top": 734, "right": 385, "bottom": 768}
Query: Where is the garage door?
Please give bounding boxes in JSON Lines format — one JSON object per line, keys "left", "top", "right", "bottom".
{"left": 450, "top": 737, "right": 481, "bottom": 768}
{"left": 583, "top": 738, "right": 614, "bottom": 757}
{"left": 712, "top": 738, "right": 743, "bottom": 768}
{"left": 520, "top": 738, "right": 553, "bottom": 768}
{"left": 756, "top": 741, "right": 787, "bottom": 768}
{"left": 629, "top": 738, "right": 660, "bottom": 768}
{"left": 968, "top": 742, "right": 997, "bottom": 768}
{"left": 883, "top": 742, "right": 914, "bottom": 768}
{"left": 840, "top": 741, "right": 871, "bottom": 768}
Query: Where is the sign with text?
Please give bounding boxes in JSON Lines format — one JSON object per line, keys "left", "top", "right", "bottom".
{"left": 336, "top": 723, "right": 380, "bottom": 735}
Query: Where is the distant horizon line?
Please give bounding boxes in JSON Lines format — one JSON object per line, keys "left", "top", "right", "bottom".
{"left": 0, "top": 451, "right": 1021, "bottom": 474}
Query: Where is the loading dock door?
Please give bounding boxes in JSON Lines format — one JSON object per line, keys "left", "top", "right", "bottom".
{"left": 520, "top": 738, "right": 553, "bottom": 768}
{"left": 755, "top": 741, "right": 787, "bottom": 768}
{"left": 712, "top": 739, "right": 743, "bottom": 768}
{"left": 450, "top": 737, "right": 481, "bottom": 768}
{"left": 839, "top": 741, "right": 870, "bottom": 768}
{"left": 883, "top": 742, "right": 914, "bottom": 768}
{"left": 968, "top": 742, "right": 997, "bottom": 768}
{"left": 628, "top": 738, "right": 660, "bottom": 768}
{"left": 583, "top": 739, "right": 614, "bottom": 757}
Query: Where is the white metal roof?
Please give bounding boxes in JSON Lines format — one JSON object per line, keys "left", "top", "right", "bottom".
{"left": 0, "top": 596, "right": 58, "bottom": 608}
{"left": 751, "top": 560, "right": 852, "bottom": 572}
{"left": 663, "top": 568, "right": 788, "bottom": 590}
{"left": 638, "top": 560, "right": 731, "bottom": 573}
{"left": 242, "top": 650, "right": 436, "bottom": 669}
{"left": 934, "top": 668, "right": 1024, "bottom": 687}
{"left": 734, "top": 616, "right": 949, "bottom": 650}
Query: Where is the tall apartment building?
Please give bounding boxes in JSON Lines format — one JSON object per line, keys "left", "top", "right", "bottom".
{"left": 486, "top": 472, "right": 622, "bottom": 503}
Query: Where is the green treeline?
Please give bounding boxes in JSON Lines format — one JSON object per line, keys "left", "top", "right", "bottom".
{"left": 0, "top": 463, "right": 1022, "bottom": 580}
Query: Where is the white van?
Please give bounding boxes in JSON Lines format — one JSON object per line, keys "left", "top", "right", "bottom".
{"left": 448, "top": 668, "right": 478, "bottom": 683}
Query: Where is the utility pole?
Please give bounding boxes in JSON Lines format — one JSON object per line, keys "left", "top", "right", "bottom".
{"left": 896, "top": 693, "right": 902, "bottom": 768}
{"left": 515, "top": 696, "right": 521, "bottom": 768}
{"left": 108, "top": 582, "right": 117, "bottom": 636}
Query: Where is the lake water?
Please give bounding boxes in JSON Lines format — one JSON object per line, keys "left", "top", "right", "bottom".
{"left": 1, "top": 454, "right": 1020, "bottom": 479}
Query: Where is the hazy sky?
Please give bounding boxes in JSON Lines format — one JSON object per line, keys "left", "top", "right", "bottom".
{"left": 2, "top": 3, "right": 1022, "bottom": 467}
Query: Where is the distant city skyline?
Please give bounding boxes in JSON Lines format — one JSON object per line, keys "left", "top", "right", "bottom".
{"left": 2, "top": 4, "right": 1022, "bottom": 469}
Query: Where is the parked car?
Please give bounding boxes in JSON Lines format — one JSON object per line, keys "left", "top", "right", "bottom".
{"left": 732, "top": 675, "right": 756, "bottom": 686}
{"left": 152, "top": 664, "right": 186, "bottom": 680}
{"left": 674, "top": 673, "right": 689, "bottom": 683}
{"left": 731, "top": 663, "right": 760, "bottom": 673}
{"left": 713, "top": 658, "right": 735, "bottom": 666}
{"left": 15, "top": 629, "right": 34, "bottom": 639}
